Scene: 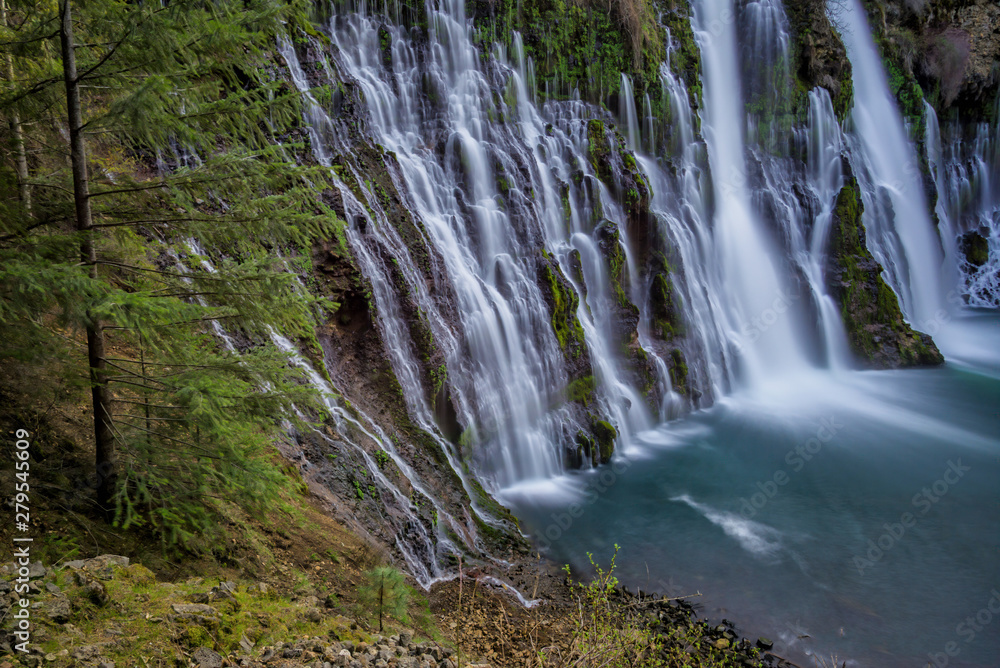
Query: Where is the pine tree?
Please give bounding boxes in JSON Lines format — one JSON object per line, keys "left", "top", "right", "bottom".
{"left": 0, "top": 0, "right": 342, "bottom": 544}
{"left": 358, "top": 567, "right": 411, "bottom": 633}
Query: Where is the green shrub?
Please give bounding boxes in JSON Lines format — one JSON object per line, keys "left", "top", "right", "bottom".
{"left": 357, "top": 566, "right": 410, "bottom": 633}
{"left": 564, "top": 545, "right": 663, "bottom": 667}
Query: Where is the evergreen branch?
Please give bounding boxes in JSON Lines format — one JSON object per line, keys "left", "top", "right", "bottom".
{"left": 104, "top": 360, "right": 239, "bottom": 383}
{"left": 95, "top": 260, "right": 232, "bottom": 281}
{"left": 0, "top": 76, "right": 64, "bottom": 106}
{"left": 0, "top": 28, "right": 59, "bottom": 46}
{"left": 0, "top": 216, "right": 67, "bottom": 242}
{"left": 90, "top": 216, "right": 253, "bottom": 229}
{"left": 87, "top": 181, "right": 171, "bottom": 198}
{"left": 73, "top": 4, "right": 172, "bottom": 85}
{"left": 111, "top": 414, "right": 190, "bottom": 422}
{"left": 103, "top": 315, "right": 242, "bottom": 329}
{"left": 108, "top": 399, "right": 189, "bottom": 410}
{"left": 112, "top": 420, "right": 240, "bottom": 462}
{"left": 105, "top": 358, "right": 237, "bottom": 369}
{"left": 21, "top": 181, "right": 75, "bottom": 195}
{"left": 155, "top": 291, "right": 265, "bottom": 299}
{"left": 105, "top": 378, "right": 174, "bottom": 393}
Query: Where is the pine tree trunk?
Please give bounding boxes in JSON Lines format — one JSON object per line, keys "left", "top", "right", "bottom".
{"left": 60, "top": 0, "right": 116, "bottom": 516}
{"left": 1, "top": 0, "right": 30, "bottom": 213}
{"left": 378, "top": 573, "right": 384, "bottom": 632}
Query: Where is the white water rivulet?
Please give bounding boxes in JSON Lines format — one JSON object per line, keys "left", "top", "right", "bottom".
{"left": 275, "top": 0, "right": 1000, "bottom": 664}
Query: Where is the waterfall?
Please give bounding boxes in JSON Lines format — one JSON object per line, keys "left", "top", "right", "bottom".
{"left": 263, "top": 0, "right": 1000, "bottom": 584}
{"left": 802, "top": 90, "right": 853, "bottom": 369}
{"left": 324, "top": 4, "right": 575, "bottom": 488}
{"left": 926, "top": 101, "right": 1000, "bottom": 308}
{"left": 310, "top": 0, "right": 696, "bottom": 497}
{"left": 839, "top": 0, "right": 947, "bottom": 327}
{"left": 171, "top": 236, "right": 459, "bottom": 586}
{"left": 690, "top": 0, "right": 812, "bottom": 385}
{"left": 619, "top": 74, "right": 640, "bottom": 152}
{"left": 740, "top": 0, "right": 792, "bottom": 152}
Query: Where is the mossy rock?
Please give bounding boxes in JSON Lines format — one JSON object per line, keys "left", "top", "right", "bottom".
{"left": 595, "top": 222, "right": 636, "bottom": 323}
{"left": 668, "top": 348, "right": 688, "bottom": 395}
{"left": 650, "top": 271, "right": 683, "bottom": 340}
{"left": 566, "top": 375, "right": 595, "bottom": 405}
{"left": 587, "top": 119, "right": 613, "bottom": 183}
{"left": 572, "top": 430, "right": 596, "bottom": 468}
{"left": 959, "top": 230, "right": 989, "bottom": 267}
{"left": 660, "top": 0, "right": 702, "bottom": 114}
{"left": 591, "top": 419, "right": 617, "bottom": 463}
{"left": 784, "top": 0, "right": 854, "bottom": 121}
{"left": 826, "top": 177, "right": 944, "bottom": 368}
{"left": 468, "top": 0, "right": 665, "bottom": 107}
{"left": 538, "top": 254, "right": 587, "bottom": 361}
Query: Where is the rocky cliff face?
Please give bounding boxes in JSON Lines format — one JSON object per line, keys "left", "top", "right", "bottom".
{"left": 863, "top": 0, "right": 1000, "bottom": 120}
{"left": 255, "top": 0, "right": 989, "bottom": 575}
{"left": 787, "top": 0, "right": 855, "bottom": 119}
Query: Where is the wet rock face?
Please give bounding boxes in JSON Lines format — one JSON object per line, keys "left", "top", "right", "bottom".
{"left": 825, "top": 178, "right": 945, "bottom": 369}
{"left": 786, "top": 0, "right": 854, "bottom": 119}
{"left": 960, "top": 229, "right": 990, "bottom": 267}
{"left": 864, "top": 0, "right": 1000, "bottom": 117}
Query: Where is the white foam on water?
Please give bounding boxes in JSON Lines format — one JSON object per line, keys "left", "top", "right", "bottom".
{"left": 672, "top": 494, "right": 783, "bottom": 557}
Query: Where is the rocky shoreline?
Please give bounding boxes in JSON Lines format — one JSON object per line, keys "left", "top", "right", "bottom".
{"left": 1, "top": 553, "right": 803, "bottom": 668}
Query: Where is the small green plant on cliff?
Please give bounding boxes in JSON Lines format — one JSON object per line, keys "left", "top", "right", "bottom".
{"left": 564, "top": 546, "right": 664, "bottom": 667}
{"left": 357, "top": 566, "right": 410, "bottom": 633}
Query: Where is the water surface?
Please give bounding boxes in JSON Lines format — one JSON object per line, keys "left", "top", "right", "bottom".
{"left": 503, "top": 315, "right": 1000, "bottom": 667}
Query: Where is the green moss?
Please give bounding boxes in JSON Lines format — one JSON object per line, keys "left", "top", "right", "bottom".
{"left": 540, "top": 260, "right": 587, "bottom": 358}
{"left": 660, "top": 0, "right": 702, "bottom": 115}
{"left": 430, "top": 363, "right": 448, "bottom": 404}
{"left": 377, "top": 25, "right": 392, "bottom": 69}
{"left": 587, "top": 119, "right": 612, "bottom": 182}
{"left": 649, "top": 271, "right": 683, "bottom": 340}
{"left": 37, "top": 562, "right": 377, "bottom": 663}
{"left": 560, "top": 181, "right": 572, "bottom": 228}
{"left": 960, "top": 232, "right": 989, "bottom": 267}
{"left": 599, "top": 223, "right": 633, "bottom": 312}
{"left": 592, "top": 419, "right": 617, "bottom": 463}
{"left": 470, "top": 0, "right": 665, "bottom": 109}
{"left": 859, "top": 3, "right": 924, "bottom": 123}
{"left": 668, "top": 348, "right": 688, "bottom": 395}
{"left": 783, "top": 0, "right": 854, "bottom": 123}
{"left": 566, "top": 375, "right": 595, "bottom": 405}
{"left": 467, "top": 478, "right": 525, "bottom": 551}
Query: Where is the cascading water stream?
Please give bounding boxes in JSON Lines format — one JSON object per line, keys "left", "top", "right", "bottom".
{"left": 317, "top": 0, "right": 687, "bottom": 494}
{"left": 277, "top": 35, "right": 528, "bottom": 548}
{"left": 839, "top": 0, "right": 947, "bottom": 328}
{"left": 926, "top": 100, "right": 1000, "bottom": 308}
{"left": 500, "top": 39, "right": 662, "bottom": 442}
{"left": 325, "top": 4, "right": 577, "bottom": 488}
{"left": 800, "top": 90, "right": 853, "bottom": 369}
{"left": 619, "top": 74, "right": 640, "bottom": 152}
{"left": 689, "top": 0, "right": 812, "bottom": 385}
{"left": 268, "top": 332, "right": 462, "bottom": 587}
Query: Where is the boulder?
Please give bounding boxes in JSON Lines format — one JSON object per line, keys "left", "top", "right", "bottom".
{"left": 171, "top": 603, "right": 217, "bottom": 616}
{"left": 45, "top": 597, "right": 71, "bottom": 623}
{"left": 192, "top": 647, "right": 223, "bottom": 668}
